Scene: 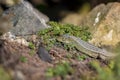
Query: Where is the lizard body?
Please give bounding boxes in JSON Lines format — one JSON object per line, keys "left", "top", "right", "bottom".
{"left": 57, "top": 35, "right": 116, "bottom": 60}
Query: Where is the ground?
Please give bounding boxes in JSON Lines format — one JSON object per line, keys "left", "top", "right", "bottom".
{"left": 0, "top": 21, "right": 116, "bottom": 80}
{"left": 0, "top": 40, "right": 109, "bottom": 80}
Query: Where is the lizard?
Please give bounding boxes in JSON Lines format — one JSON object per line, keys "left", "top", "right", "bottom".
{"left": 57, "top": 34, "right": 116, "bottom": 60}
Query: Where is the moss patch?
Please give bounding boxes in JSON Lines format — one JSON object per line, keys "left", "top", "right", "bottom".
{"left": 38, "top": 21, "right": 91, "bottom": 50}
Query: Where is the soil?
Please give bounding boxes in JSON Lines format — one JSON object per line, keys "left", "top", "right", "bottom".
{"left": 0, "top": 40, "right": 108, "bottom": 80}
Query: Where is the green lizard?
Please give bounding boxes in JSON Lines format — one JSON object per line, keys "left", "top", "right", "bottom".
{"left": 57, "top": 34, "right": 116, "bottom": 60}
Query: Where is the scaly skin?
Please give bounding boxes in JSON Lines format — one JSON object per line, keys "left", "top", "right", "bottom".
{"left": 57, "top": 35, "right": 116, "bottom": 60}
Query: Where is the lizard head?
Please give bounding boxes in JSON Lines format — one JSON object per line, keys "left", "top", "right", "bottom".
{"left": 57, "top": 34, "right": 73, "bottom": 44}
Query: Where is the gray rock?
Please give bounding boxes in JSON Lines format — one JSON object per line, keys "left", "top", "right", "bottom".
{"left": 38, "top": 43, "right": 52, "bottom": 63}
{"left": 3, "top": 0, "right": 50, "bottom": 36}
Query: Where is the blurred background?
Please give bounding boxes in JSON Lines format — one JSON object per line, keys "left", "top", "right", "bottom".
{"left": 28, "top": 0, "right": 120, "bottom": 24}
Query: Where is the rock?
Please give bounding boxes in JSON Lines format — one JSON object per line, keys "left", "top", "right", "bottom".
{"left": 81, "top": 2, "right": 120, "bottom": 47}
{"left": 61, "top": 3, "right": 90, "bottom": 25}
{"left": 1, "top": 32, "right": 29, "bottom": 46}
{"left": 2, "top": 0, "right": 50, "bottom": 36}
{"left": 61, "top": 12, "right": 83, "bottom": 26}
{"left": 37, "top": 43, "right": 52, "bottom": 63}
{"left": 81, "top": 3, "right": 112, "bottom": 33}
{"left": 13, "top": 70, "right": 25, "bottom": 80}
{"left": 0, "top": 13, "right": 13, "bottom": 36}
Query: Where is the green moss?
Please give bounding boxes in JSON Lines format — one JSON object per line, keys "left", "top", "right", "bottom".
{"left": 19, "top": 56, "right": 27, "bottom": 63}
{"left": 28, "top": 42, "right": 35, "bottom": 49}
{"left": 29, "top": 50, "right": 35, "bottom": 56}
{"left": 46, "top": 61, "right": 74, "bottom": 78}
{"left": 112, "top": 54, "right": 120, "bottom": 80}
{"left": 28, "top": 42, "right": 36, "bottom": 56}
{"left": 89, "top": 60, "right": 114, "bottom": 80}
{"left": 38, "top": 21, "right": 91, "bottom": 50}
{"left": 76, "top": 54, "right": 87, "bottom": 61}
